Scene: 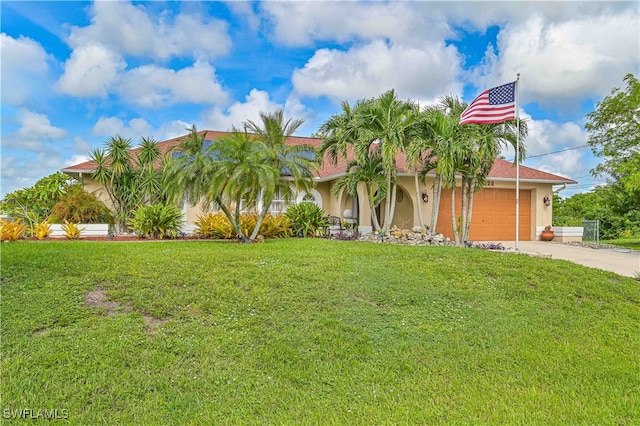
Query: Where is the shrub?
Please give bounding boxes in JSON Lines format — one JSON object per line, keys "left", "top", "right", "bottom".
{"left": 259, "top": 214, "right": 293, "bottom": 239}
{"left": 62, "top": 220, "right": 83, "bottom": 240}
{"left": 34, "top": 218, "right": 52, "bottom": 240}
{"left": 284, "top": 202, "right": 329, "bottom": 237}
{"left": 128, "top": 204, "right": 183, "bottom": 239}
{"left": 196, "top": 212, "right": 293, "bottom": 240}
{"left": 195, "top": 212, "right": 235, "bottom": 239}
{"left": 51, "top": 187, "right": 114, "bottom": 224}
{"left": 0, "top": 219, "right": 26, "bottom": 242}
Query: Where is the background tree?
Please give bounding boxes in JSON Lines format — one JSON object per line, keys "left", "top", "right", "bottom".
{"left": 584, "top": 73, "right": 639, "bottom": 237}
{"left": 0, "top": 172, "right": 79, "bottom": 233}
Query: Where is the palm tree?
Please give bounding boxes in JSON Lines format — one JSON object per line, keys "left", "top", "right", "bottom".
{"left": 243, "top": 110, "right": 317, "bottom": 240}
{"left": 330, "top": 152, "right": 387, "bottom": 231}
{"left": 410, "top": 100, "right": 465, "bottom": 236}
{"left": 207, "top": 131, "right": 279, "bottom": 240}
{"left": 457, "top": 119, "right": 528, "bottom": 243}
{"left": 353, "top": 90, "right": 420, "bottom": 232}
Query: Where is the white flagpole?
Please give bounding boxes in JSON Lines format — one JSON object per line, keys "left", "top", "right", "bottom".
{"left": 515, "top": 73, "right": 521, "bottom": 251}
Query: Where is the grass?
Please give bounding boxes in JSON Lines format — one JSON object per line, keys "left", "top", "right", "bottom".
{"left": 2, "top": 239, "right": 639, "bottom": 424}
{"left": 601, "top": 238, "right": 640, "bottom": 250}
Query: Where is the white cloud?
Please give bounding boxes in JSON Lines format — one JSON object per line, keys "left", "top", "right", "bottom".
{"left": 56, "top": 44, "right": 126, "bottom": 98}
{"left": 1, "top": 33, "right": 52, "bottom": 106}
{"left": 227, "top": 2, "right": 260, "bottom": 32}
{"left": 67, "top": 1, "right": 231, "bottom": 60}
{"left": 156, "top": 120, "right": 196, "bottom": 141}
{"left": 1, "top": 153, "right": 69, "bottom": 197}
{"left": 117, "top": 61, "right": 228, "bottom": 108}
{"left": 261, "top": 2, "right": 450, "bottom": 46}
{"left": 479, "top": 12, "right": 640, "bottom": 104}
{"left": 64, "top": 154, "right": 91, "bottom": 168}
{"left": 292, "top": 40, "right": 462, "bottom": 102}
{"left": 4, "top": 110, "right": 68, "bottom": 151}
{"left": 92, "top": 117, "right": 153, "bottom": 139}
{"left": 204, "top": 89, "right": 285, "bottom": 130}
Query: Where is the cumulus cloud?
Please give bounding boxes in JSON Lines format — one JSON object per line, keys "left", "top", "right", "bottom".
{"left": 292, "top": 40, "right": 462, "bottom": 102}
{"left": 4, "top": 110, "right": 68, "bottom": 151}
{"left": 1, "top": 33, "right": 52, "bottom": 106}
{"left": 477, "top": 12, "right": 640, "bottom": 104}
{"left": 117, "top": 61, "right": 228, "bottom": 108}
{"left": 261, "top": 2, "right": 450, "bottom": 46}
{"left": 1, "top": 153, "right": 70, "bottom": 197}
{"left": 204, "top": 89, "right": 286, "bottom": 130}
{"left": 156, "top": 120, "right": 197, "bottom": 141}
{"left": 227, "top": 2, "right": 260, "bottom": 32}
{"left": 56, "top": 44, "right": 126, "bottom": 98}
{"left": 67, "top": 1, "right": 231, "bottom": 60}
{"left": 92, "top": 117, "right": 154, "bottom": 139}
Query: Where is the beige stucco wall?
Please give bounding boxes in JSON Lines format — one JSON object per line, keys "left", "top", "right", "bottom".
{"left": 79, "top": 170, "right": 557, "bottom": 240}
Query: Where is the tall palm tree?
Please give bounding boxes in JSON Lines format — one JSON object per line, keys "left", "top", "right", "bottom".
{"left": 166, "top": 126, "right": 277, "bottom": 240}
{"left": 411, "top": 101, "right": 465, "bottom": 235}
{"left": 207, "top": 131, "right": 279, "bottom": 240}
{"left": 354, "top": 90, "right": 420, "bottom": 232}
{"left": 457, "top": 119, "right": 528, "bottom": 243}
{"left": 330, "top": 152, "right": 387, "bottom": 231}
{"left": 243, "top": 110, "right": 317, "bottom": 241}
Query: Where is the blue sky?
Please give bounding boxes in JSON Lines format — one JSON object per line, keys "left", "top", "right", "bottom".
{"left": 2, "top": 1, "right": 639, "bottom": 199}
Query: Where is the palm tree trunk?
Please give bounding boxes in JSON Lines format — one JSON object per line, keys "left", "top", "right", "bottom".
{"left": 430, "top": 174, "right": 442, "bottom": 233}
{"left": 249, "top": 202, "right": 271, "bottom": 242}
{"left": 464, "top": 177, "right": 476, "bottom": 242}
{"left": 414, "top": 171, "right": 424, "bottom": 229}
{"left": 382, "top": 174, "right": 393, "bottom": 232}
{"left": 387, "top": 182, "right": 398, "bottom": 230}
{"left": 451, "top": 185, "right": 460, "bottom": 244}
{"left": 460, "top": 176, "right": 467, "bottom": 244}
{"left": 367, "top": 185, "right": 382, "bottom": 231}
{"left": 217, "top": 197, "right": 244, "bottom": 239}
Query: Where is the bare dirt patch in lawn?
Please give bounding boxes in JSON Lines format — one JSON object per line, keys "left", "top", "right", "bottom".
{"left": 84, "top": 289, "right": 168, "bottom": 332}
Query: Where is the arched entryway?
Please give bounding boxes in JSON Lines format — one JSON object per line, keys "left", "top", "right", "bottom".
{"left": 376, "top": 185, "right": 414, "bottom": 229}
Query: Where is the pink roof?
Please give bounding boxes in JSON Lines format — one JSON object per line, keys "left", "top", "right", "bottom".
{"left": 62, "top": 130, "right": 576, "bottom": 184}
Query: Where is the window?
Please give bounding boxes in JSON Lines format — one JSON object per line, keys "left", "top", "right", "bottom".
{"left": 296, "top": 189, "right": 323, "bottom": 209}
{"left": 269, "top": 189, "right": 287, "bottom": 215}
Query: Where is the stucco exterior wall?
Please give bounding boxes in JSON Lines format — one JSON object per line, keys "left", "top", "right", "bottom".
{"left": 78, "top": 170, "right": 558, "bottom": 240}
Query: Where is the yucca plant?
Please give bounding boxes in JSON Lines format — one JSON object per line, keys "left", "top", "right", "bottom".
{"left": 34, "top": 218, "right": 52, "bottom": 240}
{"left": 284, "top": 202, "right": 329, "bottom": 237}
{"left": 0, "top": 219, "right": 26, "bottom": 242}
{"left": 128, "top": 203, "right": 183, "bottom": 239}
{"left": 62, "top": 220, "right": 83, "bottom": 240}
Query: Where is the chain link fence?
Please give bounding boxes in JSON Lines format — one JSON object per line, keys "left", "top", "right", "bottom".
{"left": 582, "top": 220, "right": 600, "bottom": 243}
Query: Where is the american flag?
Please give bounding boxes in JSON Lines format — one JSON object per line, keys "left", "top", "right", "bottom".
{"left": 459, "top": 81, "right": 516, "bottom": 125}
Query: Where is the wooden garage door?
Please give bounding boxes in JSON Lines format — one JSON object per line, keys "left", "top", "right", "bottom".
{"left": 436, "top": 188, "right": 531, "bottom": 241}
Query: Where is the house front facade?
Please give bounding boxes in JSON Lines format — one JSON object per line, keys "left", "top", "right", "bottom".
{"left": 62, "top": 130, "right": 576, "bottom": 241}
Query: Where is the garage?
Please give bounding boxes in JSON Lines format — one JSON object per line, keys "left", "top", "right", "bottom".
{"left": 436, "top": 188, "right": 531, "bottom": 241}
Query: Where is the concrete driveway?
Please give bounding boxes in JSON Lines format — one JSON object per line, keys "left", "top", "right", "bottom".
{"left": 496, "top": 241, "right": 640, "bottom": 278}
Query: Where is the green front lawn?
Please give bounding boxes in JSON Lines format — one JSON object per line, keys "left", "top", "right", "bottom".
{"left": 601, "top": 238, "right": 640, "bottom": 250}
{"left": 2, "top": 239, "right": 639, "bottom": 424}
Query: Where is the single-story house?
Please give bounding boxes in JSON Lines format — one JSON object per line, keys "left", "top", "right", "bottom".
{"left": 62, "top": 130, "right": 576, "bottom": 241}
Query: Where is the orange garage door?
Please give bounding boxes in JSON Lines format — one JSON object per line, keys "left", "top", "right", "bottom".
{"left": 436, "top": 188, "right": 531, "bottom": 241}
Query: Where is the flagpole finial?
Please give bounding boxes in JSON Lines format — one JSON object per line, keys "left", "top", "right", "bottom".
{"left": 517, "top": 73, "right": 520, "bottom": 80}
